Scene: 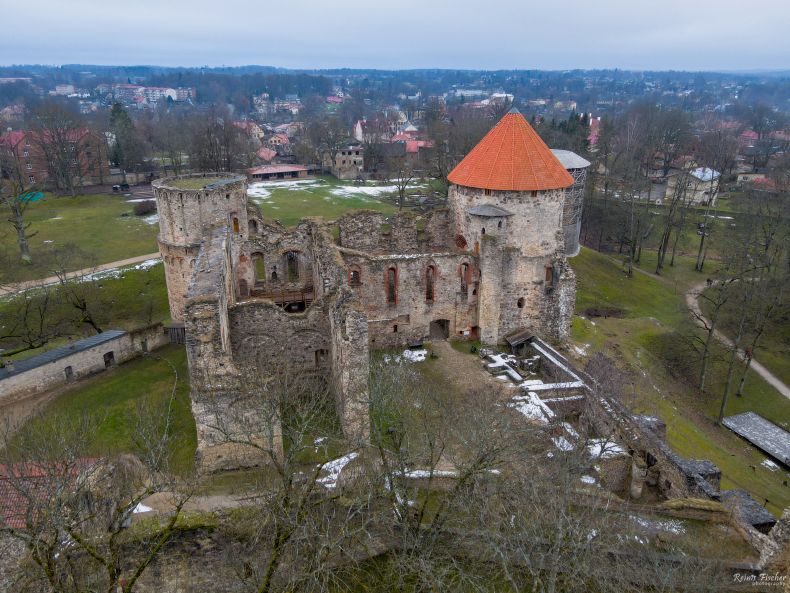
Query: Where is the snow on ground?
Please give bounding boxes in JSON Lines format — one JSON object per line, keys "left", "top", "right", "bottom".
{"left": 587, "top": 438, "right": 628, "bottom": 459}
{"left": 82, "top": 259, "right": 162, "bottom": 282}
{"left": 133, "top": 503, "right": 153, "bottom": 514}
{"left": 572, "top": 343, "right": 591, "bottom": 357}
{"left": 125, "top": 198, "right": 156, "bottom": 203}
{"left": 552, "top": 436, "right": 575, "bottom": 452}
{"left": 330, "top": 185, "right": 401, "bottom": 198}
{"left": 143, "top": 214, "right": 159, "bottom": 225}
{"left": 630, "top": 515, "right": 686, "bottom": 535}
{"left": 580, "top": 475, "right": 597, "bottom": 485}
{"left": 761, "top": 458, "right": 779, "bottom": 471}
{"left": 508, "top": 392, "right": 555, "bottom": 424}
{"left": 403, "top": 349, "right": 427, "bottom": 362}
{"left": 317, "top": 451, "right": 359, "bottom": 489}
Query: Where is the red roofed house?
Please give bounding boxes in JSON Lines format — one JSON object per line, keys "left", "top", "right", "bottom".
{"left": 0, "top": 128, "right": 109, "bottom": 190}
{"left": 447, "top": 108, "right": 576, "bottom": 344}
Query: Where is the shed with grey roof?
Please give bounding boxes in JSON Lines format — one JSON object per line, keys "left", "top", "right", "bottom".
{"left": 722, "top": 412, "right": 790, "bottom": 468}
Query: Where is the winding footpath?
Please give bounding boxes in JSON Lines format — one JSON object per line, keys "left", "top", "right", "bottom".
{"left": 0, "top": 252, "right": 161, "bottom": 297}
{"left": 685, "top": 279, "right": 790, "bottom": 400}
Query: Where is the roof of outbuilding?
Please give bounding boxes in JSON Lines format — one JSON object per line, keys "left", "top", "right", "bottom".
{"left": 448, "top": 109, "right": 574, "bottom": 192}
{"left": 0, "top": 330, "right": 126, "bottom": 381}
{"left": 550, "top": 149, "right": 592, "bottom": 170}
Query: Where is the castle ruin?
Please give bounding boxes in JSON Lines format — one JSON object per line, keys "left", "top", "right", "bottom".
{"left": 153, "top": 109, "right": 583, "bottom": 472}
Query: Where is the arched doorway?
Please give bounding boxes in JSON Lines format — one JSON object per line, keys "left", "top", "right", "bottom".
{"left": 429, "top": 319, "right": 450, "bottom": 340}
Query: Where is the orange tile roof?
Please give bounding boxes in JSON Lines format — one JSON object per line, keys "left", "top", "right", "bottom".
{"left": 448, "top": 109, "right": 574, "bottom": 191}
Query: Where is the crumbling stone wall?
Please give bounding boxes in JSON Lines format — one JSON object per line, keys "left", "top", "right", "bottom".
{"left": 339, "top": 249, "right": 479, "bottom": 348}
{"left": 153, "top": 174, "right": 248, "bottom": 322}
{"left": 338, "top": 209, "right": 454, "bottom": 254}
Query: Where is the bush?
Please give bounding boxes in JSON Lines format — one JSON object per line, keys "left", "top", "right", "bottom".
{"left": 133, "top": 200, "right": 157, "bottom": 216}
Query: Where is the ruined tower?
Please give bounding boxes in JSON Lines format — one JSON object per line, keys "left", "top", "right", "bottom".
{"left": 152, "top": 174, "right": 248, "bottom": 322}
{"left": 447, "top": 108, "right": 576, "bottom": 344}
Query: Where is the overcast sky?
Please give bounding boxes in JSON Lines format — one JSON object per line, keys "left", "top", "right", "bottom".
{"left": 2, "top": 0, "right": 788, "bottom": 71}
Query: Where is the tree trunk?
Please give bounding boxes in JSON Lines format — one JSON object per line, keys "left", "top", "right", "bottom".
{"left": 718, "top": 312, "right": 747, "bottom": 424}
{"left": 12, "top": 201, "right": 32, "bottom": 263}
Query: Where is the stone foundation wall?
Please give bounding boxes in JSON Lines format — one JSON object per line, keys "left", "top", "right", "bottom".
{"left": 0, "top": 324, "right": 169, "bottom": 405}
{"left": 338, "top": 209, "right": 454, "bottom": 254}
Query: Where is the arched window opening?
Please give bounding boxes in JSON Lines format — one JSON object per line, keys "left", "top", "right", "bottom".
{"left": 285, "top": 251, "right": 299, "bottom": 281}
{"left": 460, "top": 262, "right": 469, "bottom": 302}
{"left": 425, "top": 266, "right": 436, "bottom": 302}
{"left": 271, "top": 266, "right": 278, "bottom": 282}
{"left": 497, "top": 220, "right": 503, "bottom": 230}
{"left": 454, "top": 234, "right": 468, "bottom": 249}
{"left": 253, "top": 253, "right": 265, "bottom": 285}
{"left": 545, "top": 265, "right": 555, "bottom": 291}
{"left": 386, "top": 267, "right": 397, "bottom": 304}
{"left": 517, "top": 297, "right": 525, "bottom": 308}
{"left": 232, "top": 216, "right": 240, "bottom": 233}
{"left": 481, "top": 227, "right": 486, "bottom": 235}
{"left": 349, "top": 267, "right": 362, "bottom": 287}
{"left": 238, "top": 279, "right": 249, "bottom": 298}
{"left": 249, "top": 219, "right": 258, "bottom": 235}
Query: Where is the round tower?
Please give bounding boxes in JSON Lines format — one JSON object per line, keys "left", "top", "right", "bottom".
{"left": 447, "top": 108, "right": 576, "bottom": 344}
{"left": 152, "top": 173, "right": 248, "bottom": 322}
{"left": 551, "top": 149, "right": 591, "bottom": 257}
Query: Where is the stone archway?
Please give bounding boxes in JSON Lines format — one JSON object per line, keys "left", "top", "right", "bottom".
{"left": 429, "top": 319, "right": 450, "bottom": 340}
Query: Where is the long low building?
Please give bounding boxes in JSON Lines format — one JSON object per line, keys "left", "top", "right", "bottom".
{"left": 0, "top": 325, "right": 168, "bottom": 403}
{"left": 723, "top": 412, "right": 790, "bottom": 468}
{"left": 247, "top": 164, "right": 309, "bottom": 181}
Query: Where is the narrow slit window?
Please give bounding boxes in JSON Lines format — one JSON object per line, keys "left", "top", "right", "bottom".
{"left": 386, "top": 267, "right": 397, "bottom": 304}
{"left": 425, "top": 266, "right": 435, "bottom": 302}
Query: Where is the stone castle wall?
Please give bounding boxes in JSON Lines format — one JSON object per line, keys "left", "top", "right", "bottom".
{"left": 338, "top": 209, "right": 453, "bottom": 254}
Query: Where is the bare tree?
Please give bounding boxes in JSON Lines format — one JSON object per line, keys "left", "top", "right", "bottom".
{"left": 386, "top": 154, "right": 415, "bottom": 211}
{"left": 0, "top": 370, "right": 194, "bottom": 593}
{"left": 30, "top": 102, "right": 87, "bottom": 197}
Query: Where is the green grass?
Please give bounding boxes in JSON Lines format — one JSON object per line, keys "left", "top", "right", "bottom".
{"left": 25, "top": 344, "right": 196, "bottom": 475}
{"left": 164, "top": 176, "right": 234, "bottom": 190}
{"left": 1, "top": 262, "right": 170, "bottom": 361}
{"left": 571, "top": 247, "right": 790, "bottom": 516}
{"left": 248, "top": 175, "right": 411, "bottom": 226}
{"left": 1, "top": 193, "right": 159, "bottom": 282}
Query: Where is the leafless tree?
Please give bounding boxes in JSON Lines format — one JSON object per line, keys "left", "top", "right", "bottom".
{"left": 0, "top": 368, "right": 194, "bottom": 593}
{"left": 386, "top": 154, "right": 415, "bottom": 211}
{"left": 30, "top": 102, "right": 87, "bottom": 197}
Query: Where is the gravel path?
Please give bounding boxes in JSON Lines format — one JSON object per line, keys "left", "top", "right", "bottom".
{"left": 685, "top": 279, "right": 790, "bottom": 400}
{"left": 0, "top": 252, "right": 161, "bottom": 296}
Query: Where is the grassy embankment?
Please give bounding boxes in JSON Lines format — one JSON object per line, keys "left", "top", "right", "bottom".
{"left": 571, "top": 247, "right": 790, "bottom": 515}
{"left": 20, "top": 345, "right": 196, "bottom": 475}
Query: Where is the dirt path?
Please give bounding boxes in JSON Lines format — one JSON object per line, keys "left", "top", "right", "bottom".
{"left": 685, "top": 279, "right": 790, "bottom": 400}
{"left": 0, "top": 252, "right": 161, "bottom": 296}
{"left": 429, "top": 341, "right": 513, "bottom": 398}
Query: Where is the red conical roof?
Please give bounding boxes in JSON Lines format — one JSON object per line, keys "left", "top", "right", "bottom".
{"left": 448, "top": 109, "right": 574, "bottom": 191}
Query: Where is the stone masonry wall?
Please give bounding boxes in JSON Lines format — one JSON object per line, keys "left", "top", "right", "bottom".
{"left": 0, "top": 324, "right": 168, "bottom": 405}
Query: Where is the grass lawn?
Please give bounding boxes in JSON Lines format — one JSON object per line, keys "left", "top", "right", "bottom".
{"left": 1, "top": 261, "right": 170, "bottom": 361}
{"left": 248, "top": 175, "right": 417, "bottom": 227}
{"left": 23, "top": 344, "right": 195, "bottom": 475}
{"left": 571, "top": 247, "right": 790, "bottom": 516}
{"left": 1, "top": 193, "right": 159, "bottom": 282}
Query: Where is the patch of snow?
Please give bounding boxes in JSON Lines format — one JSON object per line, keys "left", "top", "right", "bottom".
{"left": 508, "top": 392, "right": 555, "bottom": 424}
{"left": 403, "top": 348, "right": 427, "bottom": 363}
{"left": 125, "top": 198, "right": 156, "bottom": 203}
{"left": 314, "top": 437, "right": 327, "bottom": 445}
{"left": 143, "top": 214, "right": 159, "bottom": 225}
{"left": 580, "top": 475, "right": 597, "bottom": 485}
{"left": 572, "top": 343, "right": 591, "bottom": 357}
{"left": 630, "top": 515, "right": 686, "bottom": 535}
{"left": 318, "top": 451, "right": 359, "bottom": 489}
{"left": 553, "top": 436, "right": 575, "bottom": 452}
{"left": 133, "top": 503, "right": 153, "bottom": 514}
{"left": 43, "top": 240, "right": 54, "bottom": 244}
{"left": 402, "top": 469, "right": 458, "bottom": 479}
{"left": 587, "top": 438, "right": 628, "bottom": 459}
{"left": 761, "top": 458, "right": 779, "bottom": 471}
{"left": 47, "top": 216, "right": 63, "bottom": 221}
